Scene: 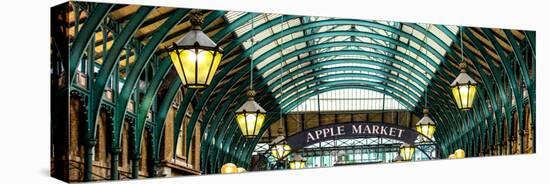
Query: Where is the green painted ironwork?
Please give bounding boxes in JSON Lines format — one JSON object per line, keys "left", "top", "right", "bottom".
{"left": 186, "top": 19, "right": 457, "bottom": 164}
{"left": 89, "top": 6, "right": 154, "bottom": 144}
{"left": 115, "top": 9, "right": 189, "bottom": 155}
{"left": 65, "top": 5, "right": 536, "bottom": 174}
{"left": 69, "top": 3, "right": 114, "bottom": 83}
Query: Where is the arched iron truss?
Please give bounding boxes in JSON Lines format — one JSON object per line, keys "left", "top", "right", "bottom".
{"left": 56, "top": 1, "right": 535, "bottom": 178}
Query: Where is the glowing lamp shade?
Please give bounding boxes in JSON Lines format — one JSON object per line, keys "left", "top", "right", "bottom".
{"left": 454, "top": 149, "right": 465, "bottom": 159}
{"left": 399, "top": 143, "right": 415, "bottom": 161}
{"left": 237, "top": 167, "right": 247, "bottom": 173}
{"left": 271, "top": 143, "right": 291, "bottom": 160}
{"left": 168, "top": 17, "right": 223, "bottom": 89}
{"left": 221, "top": 163, "right": 238, "bottom": 174}
{"left": 289, "top": 155, "right": 306, "bottom": 169}
{"left": 235, "top": 90, "right": 266, "bottom": 138}
{"left": 451, "top": 63, "right": 478, "bottom": 110}
{"left": 415, "top": 109, "right": 436, "bottom": 139}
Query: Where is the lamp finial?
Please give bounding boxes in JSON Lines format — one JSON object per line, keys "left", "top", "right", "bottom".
{"left": 459, "top": 62, "right": 467, "bottom": 73}
{"left": 246, "top": 89, "right": 256, "bottom": 99}
{"left": 189, "top": 10, "right": 204, "bottom": 30}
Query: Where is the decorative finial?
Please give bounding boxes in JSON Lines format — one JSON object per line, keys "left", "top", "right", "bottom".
{"left": 246, "top": 89, "right": 256, "bottom": 99}
{"left": 189, "top": 10, "right": 204, "bottom": 30}
{"left": 459, "top": 62, "right": 467, "bottom": 73}
{"left": 423, "top": 108, "right": 429, "bottom": 115}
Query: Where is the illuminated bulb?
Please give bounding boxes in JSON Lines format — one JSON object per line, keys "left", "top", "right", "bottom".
{"left": 455, "top": 149, "right": 465, "bottom": 159}
{"left": 246, "top": 114, "right": 257, "bottom": 123}
{"left": 221, "top": 163, "right": 238, "bottom": 174}
{"left": 237, "top": 167, "right": 246, "bottom": 173}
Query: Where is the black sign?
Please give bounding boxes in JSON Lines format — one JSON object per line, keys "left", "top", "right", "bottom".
{"left": 286, "top": 122, "right": 419, "bottom": 149}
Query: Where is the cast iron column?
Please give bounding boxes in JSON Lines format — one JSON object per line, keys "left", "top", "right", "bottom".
{"left": 148, "top": 133, "right": 159, "bottom": 178}
{"left": 149, "top": 160, "right": 160, "bottom": 177}
{"left": 110, "top": 148, "right": 121, "bottom": 180}
{"left": 83, "top": 139, "right": 96, "bottom": 181}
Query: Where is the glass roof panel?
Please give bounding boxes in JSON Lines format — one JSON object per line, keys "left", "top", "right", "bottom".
{"left": 224, "top": 11, "right": 245, "bottom": 23}
{"left": 223, "top": 12, "right": 457, "bottom": 111}
{"left": 276, "top": 69, "right": 389, "bottom": 102}
{"left": 289, "top": 89, "right": 407, "bottom": 112}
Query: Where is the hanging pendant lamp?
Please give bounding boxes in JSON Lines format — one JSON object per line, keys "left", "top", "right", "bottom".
{"left": 399, "top": 143, "right": 415, "bottom": 161}
{"left": 235, "top": 89, "right": 266, "bottom": 138}
{"left": 168, "top": 10, "right": 223, "bottom": 89}
{"left": 271, "top": 128, "right": 291, "bottom": 160}
{"left": 451, "top": 26, "right": 478, "bottom": 110}
{"left": 269, "top": 17, "right": 291, "bottom": 161}
{"left": 289, "top": 155, "right": 306, "bottom": 169}
{"left": 416, "top": 109, "right": 437, "bottom": 140}
{"left": 235, "top": 16, "right": 266, "bottom": 138}
{"left": 416, "top": 34, "right": 437, "bottom": 140}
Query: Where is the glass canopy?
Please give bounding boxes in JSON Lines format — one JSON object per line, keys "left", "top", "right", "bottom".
{"left": 224, "top": 12, "right": 458, "bottom": 111}
{"left": 289, "top": 89, "right": 406, "bottom": 112}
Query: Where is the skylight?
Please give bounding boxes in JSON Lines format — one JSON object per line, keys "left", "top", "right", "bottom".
{"left": 223, "top": 12, "right": 458, "bottom": 111}
{"left": 289, "top": 89, "right": 407, "bottom": 112}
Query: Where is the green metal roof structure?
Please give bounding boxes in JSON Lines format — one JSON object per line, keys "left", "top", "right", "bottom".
{"left": 52, "top": 1, "right": 536, "bottom": 177}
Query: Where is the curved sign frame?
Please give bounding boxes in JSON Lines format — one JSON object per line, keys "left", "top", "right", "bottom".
{"left": 286, "top": 122, "right": 420, "bottom": 150}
